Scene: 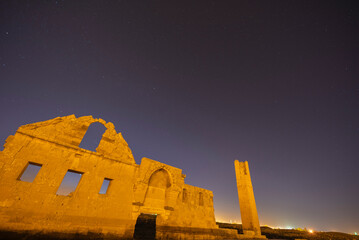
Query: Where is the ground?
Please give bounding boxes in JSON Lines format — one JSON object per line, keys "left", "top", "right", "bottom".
{"left": 217, "top": 222, "right": 359, "bottom": 240}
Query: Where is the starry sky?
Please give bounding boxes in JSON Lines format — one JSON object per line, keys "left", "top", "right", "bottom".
{"left": 1, "top": 0, "right": 358, "bottom": 234}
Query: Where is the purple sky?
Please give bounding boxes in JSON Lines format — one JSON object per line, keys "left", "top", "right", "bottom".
{"left": 1, "top": 0, "right": 358, "bottom": 234}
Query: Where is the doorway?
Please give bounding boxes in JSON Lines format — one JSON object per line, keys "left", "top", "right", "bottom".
{"left": 133, "top": 213, "right": 157, "bottom": 240}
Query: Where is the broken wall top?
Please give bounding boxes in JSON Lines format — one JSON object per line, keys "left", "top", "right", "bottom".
{"left": 15, "top": 115, "right": 135, "bottom": 165}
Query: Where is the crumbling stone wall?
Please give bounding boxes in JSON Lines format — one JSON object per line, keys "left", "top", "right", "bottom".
{"left": 0, "top": 115, "right": 223, "bottom": 239}
{"left": 133, "top": 158, "right": 217, "bottom": 229}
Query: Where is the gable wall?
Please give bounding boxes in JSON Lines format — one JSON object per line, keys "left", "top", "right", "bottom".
{"left": 0, "top": 115, "right": 218, "bottom": 238}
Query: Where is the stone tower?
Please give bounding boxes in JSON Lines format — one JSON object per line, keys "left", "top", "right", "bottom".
{"left": 234, "top": 160, "right": 263, "bottom": 237}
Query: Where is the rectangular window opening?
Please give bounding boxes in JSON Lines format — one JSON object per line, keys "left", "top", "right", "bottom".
{"left": 99, "top": 178, "right": 112, "bottom": 194}
{"left": 57, "top": 170, "right": 83, "bottom": 196}
{"left": 18, "top": 162, "right": 42, "bottom": 182}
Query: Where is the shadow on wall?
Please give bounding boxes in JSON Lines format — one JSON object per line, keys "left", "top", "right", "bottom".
{"left": 79, "top": 122, "right": 107, "bottom": 151}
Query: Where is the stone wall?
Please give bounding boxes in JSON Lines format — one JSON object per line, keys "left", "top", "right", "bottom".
{"left": 0, "top": 115, "right": 228, "bottom": 239}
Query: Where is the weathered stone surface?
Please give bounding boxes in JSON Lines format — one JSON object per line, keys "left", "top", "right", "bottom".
{"left": 235, "top": 160, "right": 266, "bottom": 239}
{"left": 0, "top": 115, "right": 266, "bottom": 239}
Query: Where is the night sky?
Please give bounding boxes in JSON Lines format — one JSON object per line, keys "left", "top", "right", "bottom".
{"left": 1, "top": 0, "right": 358, "bottom": 234}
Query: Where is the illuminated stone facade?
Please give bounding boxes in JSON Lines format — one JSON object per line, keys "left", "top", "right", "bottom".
{"left": 235, "top": 160, "right": 266, "bottom": 238}
{"left": 0, "top": 115, "right": 265, "bottom": 239}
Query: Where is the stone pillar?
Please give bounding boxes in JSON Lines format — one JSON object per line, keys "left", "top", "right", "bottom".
{"left": 234, "top": 160, "right": 262, "bottom": 237}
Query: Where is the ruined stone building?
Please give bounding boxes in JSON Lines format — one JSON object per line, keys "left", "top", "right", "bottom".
{"left": 0, "top": 115, "right": 266, "bottom": 239}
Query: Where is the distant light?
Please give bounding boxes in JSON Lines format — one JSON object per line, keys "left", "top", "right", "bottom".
{"left": 308, "top": 229, "right": 314, "bottom": 233}
{"left": 286, "top": 226, "right": 293, "bottom": 229}
{"left": 354, "top": 232, "right": 357, "bottom": 235}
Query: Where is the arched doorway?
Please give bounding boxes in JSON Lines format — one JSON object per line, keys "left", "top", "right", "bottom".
{"left": 143, "top": 169, "right": 171, "bottom": 213}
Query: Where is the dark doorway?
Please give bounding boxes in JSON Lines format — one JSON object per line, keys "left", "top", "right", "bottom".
{"left": 133, "top": 213, "right": 157, "bottom": 240}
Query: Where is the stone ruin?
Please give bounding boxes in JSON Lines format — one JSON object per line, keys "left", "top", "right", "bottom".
{"left": 0, "top": 115, "right": 266, "bottom": 239}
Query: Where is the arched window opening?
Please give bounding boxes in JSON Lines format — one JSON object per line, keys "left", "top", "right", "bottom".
{"left": 199, "top": 192, "right": 204, "bottom": 206}
{"left": 79, "top": 122, "right": 107, "bottom": 151}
